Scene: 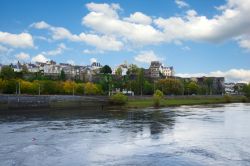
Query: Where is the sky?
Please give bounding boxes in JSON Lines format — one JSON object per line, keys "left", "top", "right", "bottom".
{"left": 0, "top": 0, "right": 250, "bottom": 82}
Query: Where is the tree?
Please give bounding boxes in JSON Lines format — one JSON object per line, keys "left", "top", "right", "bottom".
{"left": 60, "top": 70, "right": 66, "bottom": 81}
{"left": 0, "top": 66, "right": 15, "bottom": 80}
{"left": 153, "top": 90, "right": 164, "bottom": 107}
{"left": 157, "top": 78, "right": 182, "bottom": 95}
{"left": 127, "top": 64, "right": 139, "bottom": 75}
{"left": 115, "top": 67, "right": 122, "bottom": 76}
{"left": 100, "top": 65, "right": 112, "bottom": 74}
{"left": 187, "top": 81, "right": 199, "bottom": 95}
{"left": 243, "top": 84, "right": 250, "bottom": 98}
{"left": 137, "top": 68, "right": 144, "bottom": 96}
{"left": 63, "top": 81, "right": 77, "bottom": 94}
{"left": 84, "top": 82, "right": 102, "bottom": 95}
{"left": 205, "top": 77, "right": 213, "bottom": 95}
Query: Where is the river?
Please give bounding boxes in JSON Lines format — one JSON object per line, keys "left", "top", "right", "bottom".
{"left": 0, "top": 103, "right": 250, "bottom": 166}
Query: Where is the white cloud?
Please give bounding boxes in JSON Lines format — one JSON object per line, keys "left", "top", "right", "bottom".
{"left": 42, "top": 43, "right": 67, "bottom": 56}
{"left": 0, "top": 45, "right": 10, "bottom": 53}
{"left": 86, "top": 2, "right": 121, "bottom": 18}
{"left": 175, "top": 0, "right": 189, "bottom": 8}
{"left": 176, "top": 68, "right": 250, "bottom": 83}
{"left": 82, "top": 3, "right": 164, "bottom": 46}
{"left": 182, "top": 46, "right": 191, "bottom": 51}
{"left": 15, "top": 52, "right": 30, "bottom": 60}
{"left": 83, "top": 49, "right": 104, "bottom": 54}
{"left": 31, "top": 54, "right": 49, "bottom": 63}
{"left": 238, "top": 38, "right": 250, "bottom": 50}
{"left": 66, "top": 60, "right": 75, "bottom": 65}
{"left": 134, "top": 50, "right": 164, "bottom": 64}
{"left": 0, "top": 32, "right": 34, "bottom": 48}
{"left": 31, "top": 21, "right": 123, "bottom": 51}
{"left": 154, "top": 1, "right": 250, "bottom": 44}
{"left": 31, "top": 21, "right": 50, "bottom": 29}
{"left": 124, "top": 12, "right": 152, "bottom": 25}
{"left": 90, "top": 58, "right": 97, "bottom": 63}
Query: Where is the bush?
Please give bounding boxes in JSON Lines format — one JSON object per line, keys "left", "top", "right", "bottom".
{"left": 153, "top": 90, "right": 164, "bottom": 107}
{"left": 241, "top": 96, "right": 249, "bottom": 103}
{"left": 110, "top": 93, "right": 128, "bottom": 105}
{"left": 223, "top": 94, "right": 232, "bottom": 103}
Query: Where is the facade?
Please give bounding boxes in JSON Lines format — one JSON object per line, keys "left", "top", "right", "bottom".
{"left": 161, "top": 66, "right": 174, "bottom": 77}
{"left": 149, "top": 61, "right": 162, "bottom": 78}
{"left": 148, "top": 61, "right": 174, "bottom": 78}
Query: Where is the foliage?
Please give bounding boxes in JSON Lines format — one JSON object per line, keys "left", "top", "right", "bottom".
{"left": 243, "top": 84, "right": 250, "bottom": 98}
{"left": 63, "top": 81, "right": 77, "bottom": 94}
{"left": 60, "top": 70, "right": 66, "bottom": 81}
{"left": 115, "top": 67, "right": 122, "bottom": 76}
{"left": 187, "top": 81, "right": 199, "bottom": 95}
{"left": 157, "top": 78, "right": 183, "bottom": 95}
{"left": 20, "top": 80, "right": 39, "bottom": 94}
{"left": 143, "top": 81, "right": 154, "bottom": 95}
{"left": 223, "top": 94, "right": 232, "bottom": 103}
{"left": 0, "top": 66, "right": 15, "bottom": 80}
{"left": 110, "top": 92, "right": 128, "bottom": 105}
{"left": 153, "top": 90, "right": 164, "bottom": 107}
{"left": 100, "top": 65, "right": 112, "bottom": 74}
{"left": 84, "top": 82, "right": 102, "bottom": 95}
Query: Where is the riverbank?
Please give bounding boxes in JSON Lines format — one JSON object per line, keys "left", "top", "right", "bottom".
{"left": 124, "top": 95, "right": 248, "bottom": 109}
{"left": 0, "top": 94, "right": 248, "bottom": 111}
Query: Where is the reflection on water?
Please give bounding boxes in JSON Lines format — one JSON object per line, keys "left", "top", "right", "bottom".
{"left": 0, "top": 103, "right": 250, "bottom": 166}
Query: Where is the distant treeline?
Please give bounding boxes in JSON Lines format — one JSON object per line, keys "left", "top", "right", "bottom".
{"left": 0, "top": 65, "right": 249, "bottom": 96}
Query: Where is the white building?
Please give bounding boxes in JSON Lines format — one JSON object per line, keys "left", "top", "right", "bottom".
{"left": 161, "top": 66, "right": 174, "bottom": 77}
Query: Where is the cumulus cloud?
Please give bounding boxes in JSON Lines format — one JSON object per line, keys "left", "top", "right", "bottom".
{"left": 154, "top": 0, "right": 250, "bottom": 44}
{"left": 31, "top": 21, "right": 123, "bottom": 51}
{"left": 0, "top": 45, "right": 11, "bottom": 53}
{"left": 90, "top": 58, "right": 97, "bottom": 63}
{"left": 238, "top": 38, "right": 250, "bottom": 51}
{"left": 31, "top": 1, "right": 250, "bottom": 52}
{"left": 0, "top": 32, "right": 34, "bottom": 48}
{"left": 82, "top": 3, "right": 164, "bottom": 46}
{"left": 42, "top": 43, "right": 67, "bottom": 56}
{"left": 31, "top": 54, "right": 49, "bottom": 63}
{"left": 124, "top": 12, "right": 152, "bottom": 25}
{"left": 175, "top": 0, "right": 189, "bottom": 8}
{"left": 15, "top": 52, "right": 30, "bottom": 60}
{"left": 176, "top": 69, "right": 250, "bottom": 83}
{"left": 134, "top": 50, "right": 164, "bottom": 64}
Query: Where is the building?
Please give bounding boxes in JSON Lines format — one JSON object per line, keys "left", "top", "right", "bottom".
{"left": 225, "top": 83, "right": 236, "bottom": 94}
{"left": 149, "top": 61, "right": 162, "bottom": 78}
{"left": 161, "top": 66, "right": 174, "bottom": 77}
{"left": 148, "top": 61, "right": 174, "bottom": 79}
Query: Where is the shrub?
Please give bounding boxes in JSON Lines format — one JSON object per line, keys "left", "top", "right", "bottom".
{"left": 153, "top": 90, "right": 164, "bottom": 107}
{"left": 223, "top": 94, "right": 232, "bottom": 103}
{"left": 110, "top": 93, "right": 128, "bottom": 105}
{"left": 241, "top": 96, "right": 249, "bottom": 103}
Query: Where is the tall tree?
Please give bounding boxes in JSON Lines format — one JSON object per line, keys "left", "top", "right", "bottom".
{"left": 0, "top": 66, "right": 15, "bottom": 80}
{"left": 100, "top": 65, "right": 112, "bottom": 74}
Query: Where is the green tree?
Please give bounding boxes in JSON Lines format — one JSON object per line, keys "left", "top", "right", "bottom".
{"left": 100, "top": 65, "right": 112, "bottom": 74}
{"left": 115, "top": 67, "right": 122, "bottom": 76}
{"left": 205, "top": 77, "right": 213, "bottom": 95}
{"left": 0, "top": 66, "right": 15, "bottom": 80}
{"left": 60, "top": 70, "right": 66, "bottom": 81}
{"left": 157, "top": 78, "right": 183, "bottom": 95}
{"left": 187, "top": 81, "right": 199, "bottom": 95}
{"left": 243, "top": 84, "right": 250, "bottom": 98}
{"left": 153, "top": 90, "right": 164, "bottom": 107}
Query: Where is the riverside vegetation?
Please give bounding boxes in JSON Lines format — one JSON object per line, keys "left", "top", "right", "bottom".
{"left": 0, "top": 65, "right": 250, "bottom": 108}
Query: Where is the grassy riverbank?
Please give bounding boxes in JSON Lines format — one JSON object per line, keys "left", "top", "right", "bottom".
{"left": 125, "top": 96, "right": 248, "bottom": 108}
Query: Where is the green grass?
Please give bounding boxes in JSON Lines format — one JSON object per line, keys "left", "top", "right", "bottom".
{"left": 125, "top": 96, "right": 245, "bottom": 109}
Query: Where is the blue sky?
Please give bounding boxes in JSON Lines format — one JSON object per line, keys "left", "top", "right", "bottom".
{"left": 0, "top": 0, "right": 250, "bottom": 82}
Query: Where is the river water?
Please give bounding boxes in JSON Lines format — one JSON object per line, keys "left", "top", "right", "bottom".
{"left": 0, "top": 103, "right": 250, "bottom": 166}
